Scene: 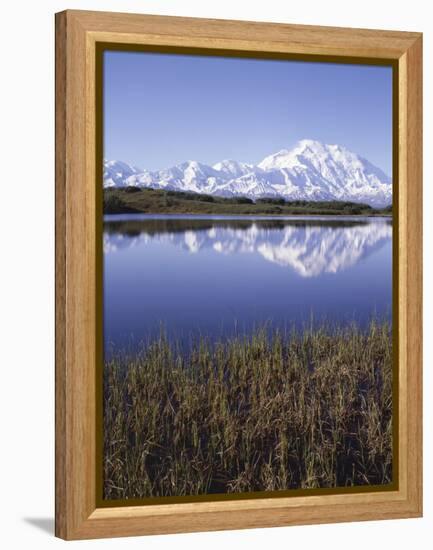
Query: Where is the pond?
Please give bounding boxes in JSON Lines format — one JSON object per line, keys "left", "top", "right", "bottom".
{"left": 103, "top": 215, "right": 392, "bottom": 354}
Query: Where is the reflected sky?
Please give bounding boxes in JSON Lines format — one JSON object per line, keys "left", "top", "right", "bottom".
{"left": 103, "top": 215, "right": 392, "bottom": 353}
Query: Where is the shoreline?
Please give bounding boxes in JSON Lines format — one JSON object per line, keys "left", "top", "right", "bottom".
{"left": 103, "top": 212, "right": 393, "bottom": 221}
{"left": 103, "top": 187, "right": 392, "bottom": 218}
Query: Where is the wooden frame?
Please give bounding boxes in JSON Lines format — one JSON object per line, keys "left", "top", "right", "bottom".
{"left": 55, "top": 9, "right": 422, "bottom": 540}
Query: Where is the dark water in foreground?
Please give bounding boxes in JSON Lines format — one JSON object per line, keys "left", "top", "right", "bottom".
{"left": 103, "top": 215, "right": 392, "bottom": 354}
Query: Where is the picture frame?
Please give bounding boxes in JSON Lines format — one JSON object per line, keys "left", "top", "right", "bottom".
{"left": 55, "top": 9, "right": 422, "bottom": 540}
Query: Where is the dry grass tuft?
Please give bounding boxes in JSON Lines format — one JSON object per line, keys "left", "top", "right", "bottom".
{"left": 103, "top": 321, "right": 392, "bottom": 499}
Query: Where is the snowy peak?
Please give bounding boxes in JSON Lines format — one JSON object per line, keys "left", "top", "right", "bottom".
{"left": 212, "top": 159, "right": 255, "bottom": 178}
{"left": 258, "top": 140, "right": 334, "bottom": 170}
{"left": 259, "top": 140, "right": 389, "bottom": 181}
{"left": 103, "top": 160, "right": 142, "bottom": 187}
{"left": 179, "top": 160, "right": 220, "bottom": 180}
{"left": 257, "top": 149, "right": 292, "bottom": 171}
{"left": 104, "top": 140, "right": 392, "bottom": 207}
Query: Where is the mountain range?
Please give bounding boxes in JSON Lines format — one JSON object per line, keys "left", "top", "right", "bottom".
{"left": 103, "top": 139, "right": 392, "bottom": 207}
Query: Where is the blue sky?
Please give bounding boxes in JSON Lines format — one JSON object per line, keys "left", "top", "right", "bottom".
{"left": 104, "top": 51, "right": 393, "bottom": 175}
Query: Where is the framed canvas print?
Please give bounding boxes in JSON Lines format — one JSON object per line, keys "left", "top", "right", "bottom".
{"left": 55, "top": 10, "right": 423, "bottom": 540}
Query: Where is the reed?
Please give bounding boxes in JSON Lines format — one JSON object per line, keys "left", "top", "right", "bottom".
{"left": 103, "top": 320, "right": 392, "bottom": 499}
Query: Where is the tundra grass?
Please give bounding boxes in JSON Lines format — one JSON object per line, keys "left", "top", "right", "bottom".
{"left": 103, "top": 320, "right": 392, "bottom": 499}
{"left": 103, "top": 187, "right": 392, "bottom": 216}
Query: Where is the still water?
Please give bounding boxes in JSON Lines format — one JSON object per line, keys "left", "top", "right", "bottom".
{"left": 103, "top": 215, "right": 392, "bottom": 353}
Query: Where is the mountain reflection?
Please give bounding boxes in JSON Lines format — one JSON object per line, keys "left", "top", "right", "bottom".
{"left": 104, "top": 217, "right": 392, "bottom": 278}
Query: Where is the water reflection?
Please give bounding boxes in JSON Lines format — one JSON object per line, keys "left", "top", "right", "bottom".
{"left": 104, "top": 216, "right": 392, "bottom": 278}
{"left": 103, "top": 215, "right": 392, "bottom": 352}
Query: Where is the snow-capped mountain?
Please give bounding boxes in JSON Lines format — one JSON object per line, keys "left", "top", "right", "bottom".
{"left": 104, "top": 140, "right": 392, "bottom": 207}
{"left": 212, "top": 159, "right": 255, "bottom": 178}
{"left": 103, "top": 160, "right": 142, "bottom": 187}
{"left": 104, "top": 219, "right": 392, "bottom": 278}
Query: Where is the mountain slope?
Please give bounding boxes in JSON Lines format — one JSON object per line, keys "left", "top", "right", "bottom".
{"left": 103, "top": 160, "right": 142, "bottom": 187}
{"left": 104, "top": 140, "right": 392, "bottom": 207}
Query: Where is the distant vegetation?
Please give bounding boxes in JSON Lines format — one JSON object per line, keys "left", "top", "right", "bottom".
{"left": 104, "top": 320, "right": 393, "bottom": 499}
{"left": 103, "top": 187, "right": 392, "bottom": 216}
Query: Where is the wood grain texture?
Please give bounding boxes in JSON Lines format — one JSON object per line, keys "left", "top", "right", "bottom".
{"left": 55, "top": 10, "right": 96, "bottom": 539}
{"left": 55, "top": 9, "right": 423, "bottom": 540}
{"left": 402, "top": 35, "right": 423, "bottom": 515}
{"left": 72, "top": 9, "right": 419, "bottom": 59}
{"left": 54, "top": 11, "right": 67, "bottom": 539}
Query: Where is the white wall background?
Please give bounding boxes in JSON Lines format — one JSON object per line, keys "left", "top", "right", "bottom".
{"left": 0, "top": 0, "right": 430, "bottom": 548}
